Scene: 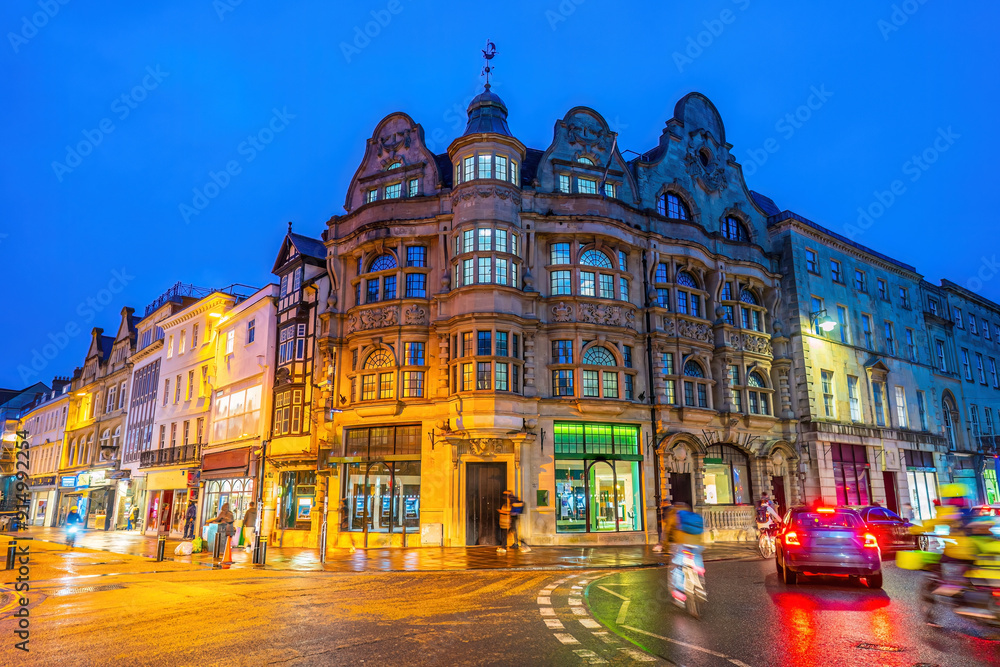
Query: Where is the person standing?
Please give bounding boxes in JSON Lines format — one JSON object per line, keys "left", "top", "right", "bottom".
{"left": 243, "top": 501, "right": 258, "bottom": 552}
{"left": 129, "top": 504, "right": 140, "bottom": 531}
{"left": 183, "top": 502, "right": 197, "bottom": 540}
{"left": 206, "top": 502, "right": 235, "bottom": 554}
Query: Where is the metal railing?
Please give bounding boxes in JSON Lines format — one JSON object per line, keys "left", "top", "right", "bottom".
{"left": 139, "top": 443, "right": 201, "bottom": 468}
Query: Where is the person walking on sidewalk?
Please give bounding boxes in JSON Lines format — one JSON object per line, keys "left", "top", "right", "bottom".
{"left": 242, "top": 502, "right": 258, "bottom": 553}
{"left": 183, "top": 502, "right": 197, "bottom": 540}
{"left": 127, "top": 504, "right": 137, "bottom": 531}
{"left": 206, "top": 502, "right": 235, "bottom": 553}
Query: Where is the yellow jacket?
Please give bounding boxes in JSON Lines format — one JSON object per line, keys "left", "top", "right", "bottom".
{"left": 664, "top": 508, "right": 704, "bottom": 546}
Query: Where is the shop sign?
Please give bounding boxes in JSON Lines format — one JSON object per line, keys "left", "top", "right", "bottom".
{"left": 90, "top": 469, "right": 107, "bottom": 486}
{"left": 76, "top": 472, "right": 90, "bottom": 488}
{"left": 32, "top": 476, "right": 56, "bottom": 487}
{"left": 187, "top": 470, "right": 201, "bottom": 487}
{"left": 60, "top": 475, "right": 77, "bottom": 488}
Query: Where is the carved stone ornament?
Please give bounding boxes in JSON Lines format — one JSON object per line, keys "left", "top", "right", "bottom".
{"left": 376, "top": 129, "right": 411, "bottom": 159}
{"left": 469, "top": 438, "right": 505, "bottom": 456}
{"left": 684, "top": 133, "right": 728, "bottom": 193}
{"left": 347, "top": 305, "right": 399, "bottom": 334}
{"left": 451, "top": 186, "right": 522, "bottom": 207}
{"left": 679, "top": 320, "right": 711, "bottom": 343}
{"left": 552, "top": 301, "right": 573, "bottom": 322}
{"left": 578, "top": 303, "right": 636, "bottom": 330}
{"left": 404, "top": 305, "right": 427, "bottom": 325}
{"left": 728, "top": 332, "right": 773, "bottom": 356}
{"left": 559, "top": 120, "right": 612, "bottom": 155}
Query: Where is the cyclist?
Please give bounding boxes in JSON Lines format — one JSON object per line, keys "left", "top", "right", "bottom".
{"left": 65, "top": 506, "right": 84, "bottom": 550}
{"left": 663, "top": 502, "right": 705, "bottom": 607}
{"left": 756, "top": 493, "right": 782, "bottom": 553}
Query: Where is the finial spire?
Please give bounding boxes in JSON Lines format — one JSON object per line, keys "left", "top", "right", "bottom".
{"left": 287, "top": 221, "right": 293, "bottom": 234}
{"left": 481, "top": 39, "right": 496, "bottom": 88}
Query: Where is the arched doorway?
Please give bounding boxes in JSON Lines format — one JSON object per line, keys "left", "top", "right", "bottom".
{"left": 702, "top": 444, "right": 753, "bottom": 505}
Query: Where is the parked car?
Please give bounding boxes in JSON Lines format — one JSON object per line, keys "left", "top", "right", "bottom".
{"left": 851, "top": 506, "right": 919, "bottom": 552}
{"left": 971, "top": 504, "right": 1000, "bottom": 518}
{"left": 776, "top": 506, "right": 883, "bottom": 588}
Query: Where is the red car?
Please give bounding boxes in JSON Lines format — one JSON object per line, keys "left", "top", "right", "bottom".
{"left": 851, "top": 506, "right": 918, "bottom": 552}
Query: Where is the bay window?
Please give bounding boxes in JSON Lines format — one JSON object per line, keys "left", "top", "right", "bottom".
{"left": 453, "top": 225, "right": 521, "bottom": 288}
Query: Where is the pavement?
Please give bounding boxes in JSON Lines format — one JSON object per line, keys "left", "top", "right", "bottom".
{"left": 7, "top": 527, "right": 759, "bottom": 572}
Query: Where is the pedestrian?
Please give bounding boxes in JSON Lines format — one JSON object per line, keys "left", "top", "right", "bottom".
{"left": 65, "top": 505, "right": 84, "bottom": 550}
{"left": 183, "top": 502, "right": 197, "bottom": 540}
{"left": 206, "top": 502, "right": 235, "bottom": 554}
{"left": 243, "top": 501, "right": 258, "bottom": 553}
{"left": 129, "top": 504, "right": 140, "bottom": 531}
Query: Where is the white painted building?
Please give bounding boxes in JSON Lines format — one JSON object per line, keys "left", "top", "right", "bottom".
{"left": 21, "top": 380, "right": 71, "bottom": 526}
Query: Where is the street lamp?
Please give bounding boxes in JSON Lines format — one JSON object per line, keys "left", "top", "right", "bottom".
{"left": 810, "top": 309, "right": 837, "bottom": 333}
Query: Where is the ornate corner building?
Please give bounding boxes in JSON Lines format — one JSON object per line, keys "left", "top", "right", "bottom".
{"left": 268, "top": 84, "right": 801, "bottom": 550}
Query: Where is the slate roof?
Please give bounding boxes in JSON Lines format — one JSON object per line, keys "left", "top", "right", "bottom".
{"left": 288, "top": 232, "right": 326, "bottom": 261}
{"left": 463, "top": 86, "right": 512, "bottom": 137}
{"left": 435, "top": 153, "right": 453, "bottom": 189}
{"left": 522, "top": 148, "right": 544, "bottom": 185}
{"left": 98, "top": 335, "right": 114, "bottom": 361}
{"left": 749, "top": 191, "right": 781, "bottom": 217}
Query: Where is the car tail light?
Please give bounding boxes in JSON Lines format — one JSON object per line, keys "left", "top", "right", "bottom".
{"left": 784, "top": 531, "right": 800, "bottom": 546}
{"left": 863, "top": 533, "right": 879, "bottom": 548}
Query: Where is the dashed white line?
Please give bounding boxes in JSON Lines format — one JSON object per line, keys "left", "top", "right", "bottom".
{"left": 619, "top": 647, "right": 657, "bottom": 662}
{"left": 615, "top": 599, "right": 631, "bottom": 625}
{"left": 537, "top": 596, "right": 551, "bottom": 605}
{"left": 554, "top": 633, "right": 580, "bottom": 645}
{"left": 544, "top": 619, "right": 564, "bottom": 629}
{"left": 573, "top": 649, "right": 608, "bottom": 664}
{"left": 579, "top": 618, "right": 601, "bottom": 629}
{"left": 620, "top": 624, "right": 751, "bottom": 666}
{"left": 539, "top": 607, "right": 556, "bottom": 617}
{"left": 592, "top": 631, "right": 619, "bottom": 645}
{"left": 571, "top": 607, "right": 588, "bottom": 615}
{"left": 568, "top": 597, "right": 583, "bottom": 606}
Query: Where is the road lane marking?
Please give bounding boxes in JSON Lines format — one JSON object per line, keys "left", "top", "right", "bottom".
{"left": 620, "top": 624, "right": 752, "bottom": 666}
{"left": 579, "top": 618, "right": 601, "bottom": 629}
{"left": 569, "top": 597, "right": 583, "bottom": 606}
{"left": 596, "top": 585, "right": 629, "bottom": 600}
{"left": 615, "top": 599, "right": 630, "bottom": 625}
{"left": 572, "top": 585, "right": 583, "bottom": 590}
{"left": 544, "top": 619, "right": 564, "bottom": 629}
{"left": 619, "top": 647, "right": 657, "bottom": 662}
{"left": 554, "top": 633, "right": 580, "bottom": 645}
{"left": 537, "top": 596, "right": 551, "bottom": 605}
{"left": 571, "top": 607, "right": 588, "bottom": 615}
{"left": 540, "top": 607, "right": 556, "bottom": 616}
{"left": 592, "top": 631, "right": 618, "bottom": 645}
{"left": 573, "top": 649, "right": 608, "bottom": 664}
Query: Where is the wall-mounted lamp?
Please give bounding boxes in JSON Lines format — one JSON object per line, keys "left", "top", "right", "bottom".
{"left": 810, "top": 309, "right": 837, "bottom": 333}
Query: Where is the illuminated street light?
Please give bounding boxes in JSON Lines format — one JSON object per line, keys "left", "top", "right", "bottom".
{"left": 810, "top": 309, "right": 837, "bottom": 332}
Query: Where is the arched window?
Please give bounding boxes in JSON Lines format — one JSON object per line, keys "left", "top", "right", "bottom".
{"left": 100, "top": 429, "right": 110, "bottom": 448}
{"left": 68, "top": 438, "right": 76, "bottom": 467}
{"left": 549, "top": 243, "right": 631, "bottom": 302}
{"left": 583, "top": 346, "right": 616, "bottom": 366}
{"left": 703, "top": 444, "right": 752, "bottom": 504}
{"left": 369, "top": 254, "right": 397, "bottom": 273}
{"left": 364, "top": 350, "right": 393, "bottom": 369}
{"left": 683, "top": 361, "right": 705, "bottom": 377}
{"left": 676, "top": 271, "right": 698, "bottom": 288}
{"left": 577, "top": 156, "right": 595, "bottom": 165}
{"left": 747, "top": 372, "right": 770, "bottom": 415}
{"left": 112, "top": 426, "right": 121, "bottom": 449}
{"left": 386, "top": 161, "right": 401, "bottom": 170}
{"left": 551, "top": 342, "right": 635, "bottom": 400}
{"left": 656, "top": 193, "right": 690, "bottom": 220}
{"left": 943, "top": 395, "right": 958, "bottom": 449}
{"left": 580, "top": 249, "right": 613, "bottom": 269}
{"left": 681, "top": 361, "right": 710, "bottom": 408}
{"left": 722, "top": 217, "right": 751, "bottom": 242}
{"left": 718, "top": 281, "right": 766, "bottom": 332}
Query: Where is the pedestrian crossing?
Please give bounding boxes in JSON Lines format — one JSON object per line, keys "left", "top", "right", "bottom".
{"left": 535, "top": 571, "right": 664, "bottom": 664}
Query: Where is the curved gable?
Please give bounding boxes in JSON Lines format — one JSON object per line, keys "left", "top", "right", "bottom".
{"left": 536, "top": 106, "right": 638, "bottom": 204}
{"left": 344, "top": 112, "right": 442, "bottom": 212}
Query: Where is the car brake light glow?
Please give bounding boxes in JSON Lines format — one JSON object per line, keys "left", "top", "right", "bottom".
{"left": 784, "top": 531, "right": 800, "bottom": 546}
{"left": 863, "top": 533, "right": 879, "bottom": 548}
{"left": 817, "top": 507, "right": 836, "bottom": 513}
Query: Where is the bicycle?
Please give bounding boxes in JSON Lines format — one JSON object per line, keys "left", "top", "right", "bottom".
{"left": 757, "top": 524, "right": 777, "bottom": 558}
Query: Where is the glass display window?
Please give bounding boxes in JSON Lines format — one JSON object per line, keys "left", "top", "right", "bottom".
{"left": 344, "top": 461, "right": 421, "bottom": 533}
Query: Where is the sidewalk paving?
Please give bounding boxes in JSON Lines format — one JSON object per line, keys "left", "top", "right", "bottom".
{"left": 7, "top": 527, "right": 760, "bottom": 572}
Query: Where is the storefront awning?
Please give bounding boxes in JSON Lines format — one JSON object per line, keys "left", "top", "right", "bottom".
{"left": 201, "top": 447, "right": 250, "bottom": 480}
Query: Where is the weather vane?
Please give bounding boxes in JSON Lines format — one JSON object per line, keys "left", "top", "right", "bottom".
{"left": 481, "top": 39, "right": 496, "bottom": 88}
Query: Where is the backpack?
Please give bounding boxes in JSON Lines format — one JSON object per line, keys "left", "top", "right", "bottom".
{"left": 676, "top": 510, "right": 704, "bottom": 535}
{"left": 510, "top": 499, "right": 524, "bottom": 516}
{"left": 756, "top": 504, "right": 770, "bottom": 523}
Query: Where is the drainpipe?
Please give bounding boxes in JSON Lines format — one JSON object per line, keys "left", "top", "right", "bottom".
{"left": 640, "top": 248, "right": 662, "bottom": 541}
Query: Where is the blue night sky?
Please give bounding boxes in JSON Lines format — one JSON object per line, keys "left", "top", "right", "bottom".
{"left": 2, "top": 0, "right": 996, "bottom": 388}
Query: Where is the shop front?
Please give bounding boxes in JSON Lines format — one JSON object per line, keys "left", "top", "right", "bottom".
{"left": 904, "top": 449, "right": 939, "bottom": 522}
{"left": 950, "top": 454, "right": 982, "bottom": 505}
{"left": 84, "top": 469, "right": 117, "bottom": 531}
{"left": 984, "top": 457, "right": 999, "bottom": 506}
{"left": 29, "top": 476, "right": 56, "bottom": 527}
{"left": 553, "top": 422, "right": 644, "bottom": 541}
{"left": 144, "top": 469, "right": 197, "bottom": 537}
{"left": 56, "top": 474, "right": 88, "bottom": 527}
{"left": 201, "top": 445, "right": 259, "bottom": 546}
